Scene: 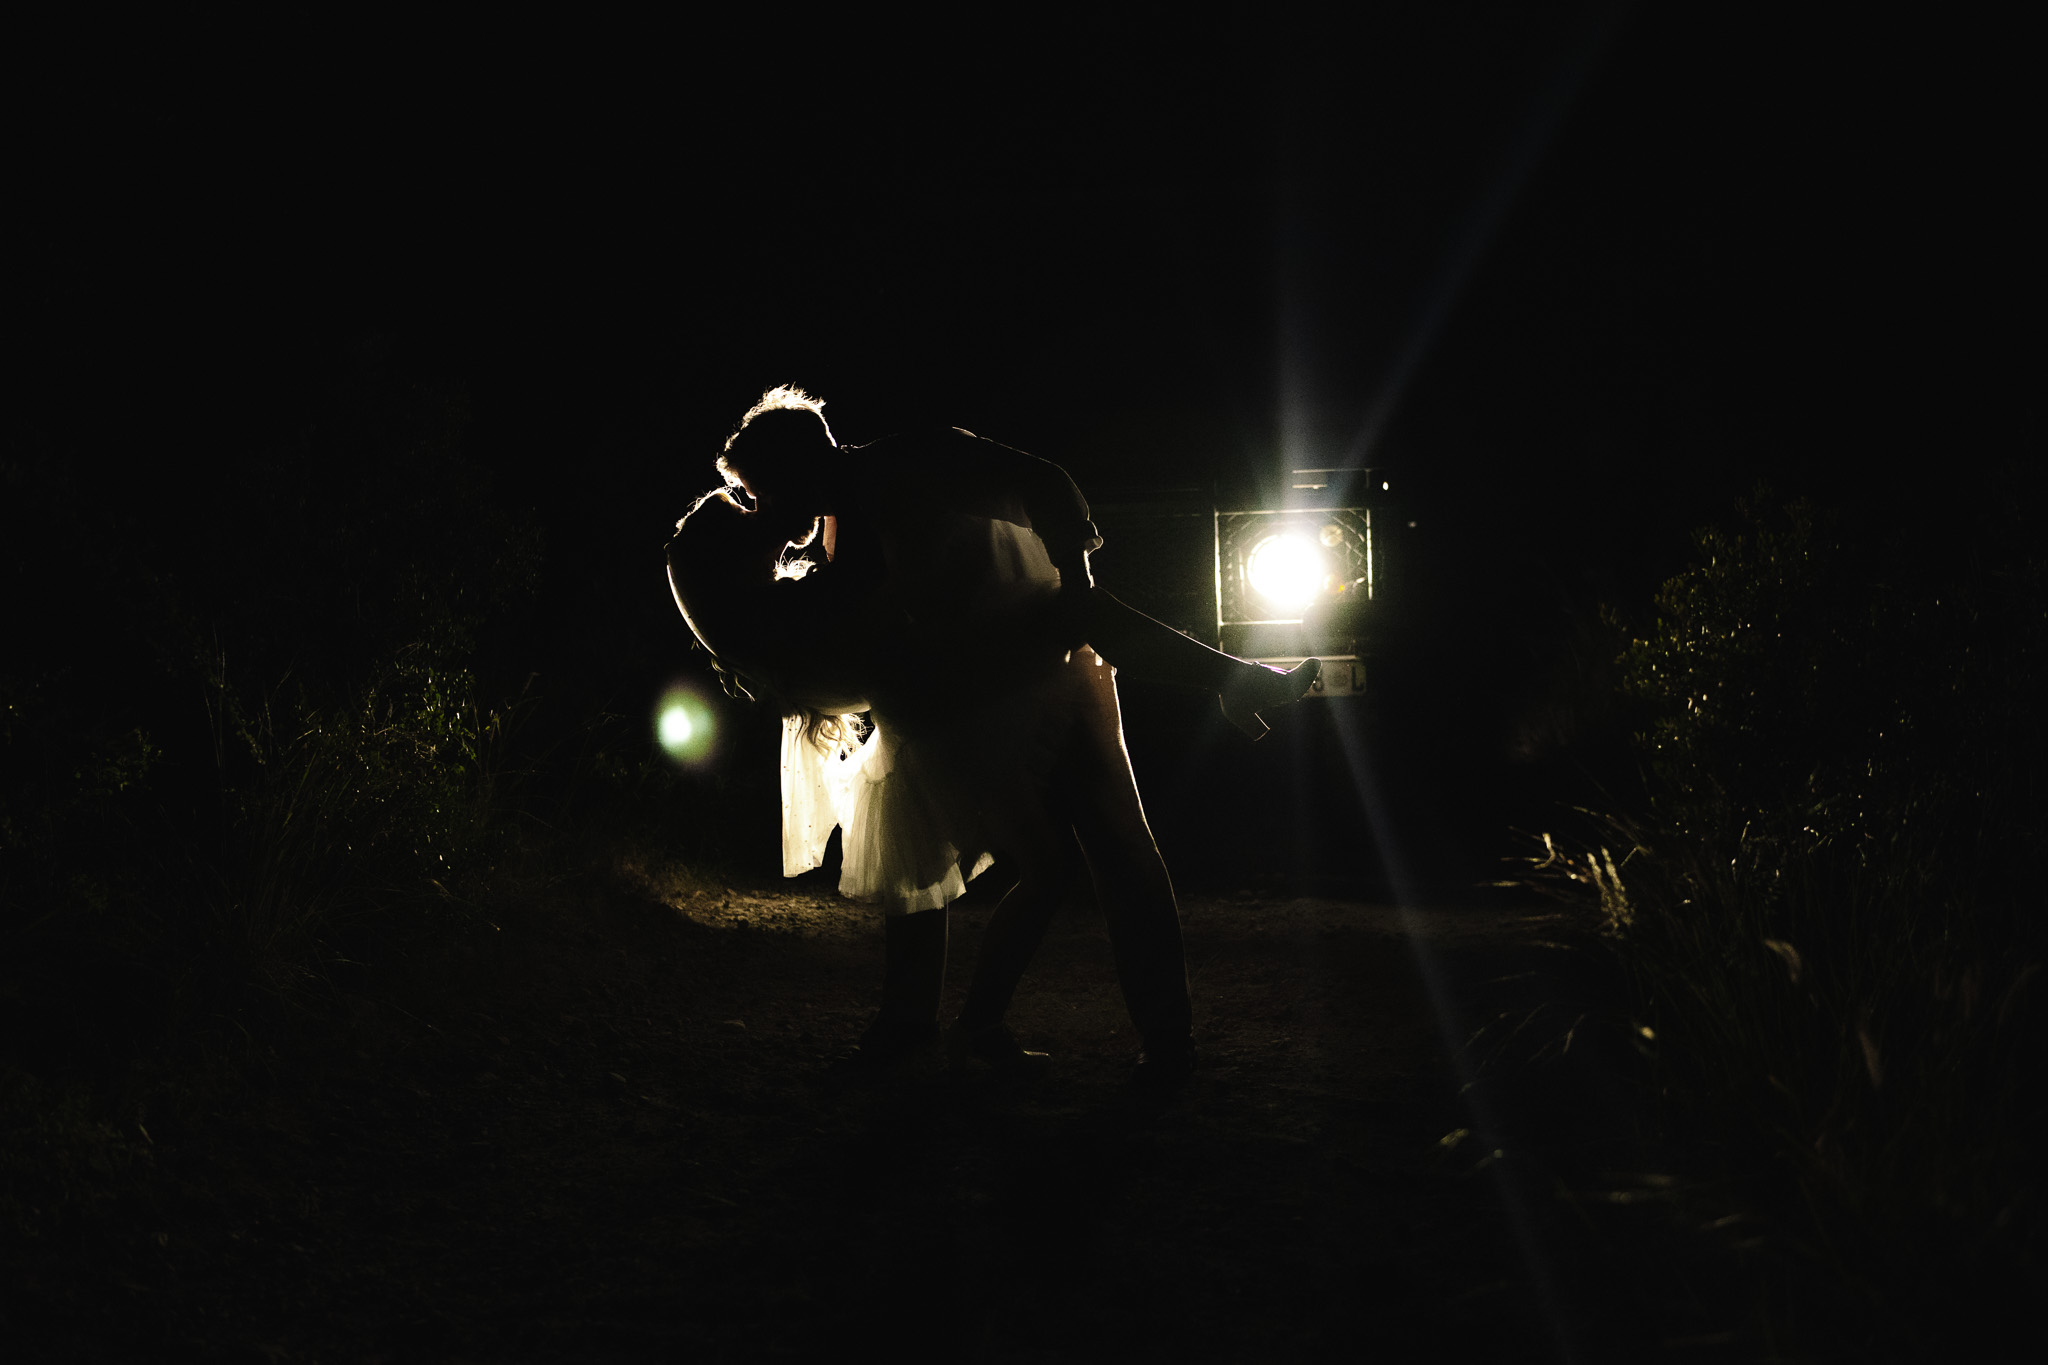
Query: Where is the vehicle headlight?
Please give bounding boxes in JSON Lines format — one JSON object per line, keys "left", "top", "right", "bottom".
{"left": 1244, "top": 532, "right": 1324, "bottom": 612}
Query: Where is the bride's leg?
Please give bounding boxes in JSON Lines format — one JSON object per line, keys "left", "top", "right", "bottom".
{"left": 1073, "top": 587, "right": 1237, "bottom": 690}
{"left": 1062, "top": 649, "right": 1195, "bottom": 1062}
{"left": 1075, "top": 587, "right": 1319, "bottom": 738}
{"left": 854, "top": 908, "right": 947, "bottom": 1063}
{"left": 878, "top": 907, "right": 947, "bottom": 1025}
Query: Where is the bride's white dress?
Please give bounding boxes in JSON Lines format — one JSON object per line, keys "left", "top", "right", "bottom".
{"left": 779, "top": 513, "right": 1090, "bottom": 914}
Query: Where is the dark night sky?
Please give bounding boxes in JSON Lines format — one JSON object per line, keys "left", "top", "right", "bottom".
{"left": 14, "top": 6, "right": 2037, "bottom": 878}
{"left": 22, "top": 8, "right": 2031, "bottom": 537}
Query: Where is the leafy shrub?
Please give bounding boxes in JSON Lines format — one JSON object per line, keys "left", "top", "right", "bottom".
{"left": 196, "top": 646, "right": 528, "bottom": 1004}
{"left": 1569, "top": 478, "right": 2046, "bottom": 1348}
{"left": 1621, "top": 490, "right": 2044, "bottom": 863}
{"left": 2, "top": 347, "right": 544, "bottom": 1074}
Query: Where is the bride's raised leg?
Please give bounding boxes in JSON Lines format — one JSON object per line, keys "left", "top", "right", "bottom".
{"left": 1073, "top": 587, "right": 1319, "bottom": 740}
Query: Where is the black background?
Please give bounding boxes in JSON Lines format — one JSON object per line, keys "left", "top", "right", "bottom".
{"left": 13, "top": 4, "right": 2036, "bottom": 890}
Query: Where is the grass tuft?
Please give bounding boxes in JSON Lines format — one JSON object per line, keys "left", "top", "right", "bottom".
{"left": 1527, "top": 479, "right": 2047, "bottom": 1354}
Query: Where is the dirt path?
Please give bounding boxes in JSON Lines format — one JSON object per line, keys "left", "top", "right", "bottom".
{"left": 6, "top": 875, "right": 1754, "bottom": 1362}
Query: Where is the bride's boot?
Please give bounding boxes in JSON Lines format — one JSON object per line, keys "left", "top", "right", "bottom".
{"left": 855, "top": 909, "right": 947, "bottom": 1065}
{"left": 1218, "top": 658, "right": 1322, "bottom": 740}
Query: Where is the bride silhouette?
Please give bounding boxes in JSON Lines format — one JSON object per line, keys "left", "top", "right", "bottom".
{"left": 666, "top": 386, "right": 1317, "bottom": 1086}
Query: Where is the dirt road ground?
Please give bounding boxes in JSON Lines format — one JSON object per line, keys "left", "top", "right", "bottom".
{"left": 6, "top": 870, "right": 1758, "bottom": 1362}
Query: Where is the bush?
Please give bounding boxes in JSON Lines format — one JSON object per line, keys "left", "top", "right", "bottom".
{"left": 1621, "top": 488, "right": 2045, "bottom": 871}
{"left": 1, "top": 349, "right": 544, "bottom": 1077}
{"left": 1565, "top": 478, "right": 2046, "bottom": 1350}
{"left": 194, "top": 645, "right": 528, "bottom": 1005}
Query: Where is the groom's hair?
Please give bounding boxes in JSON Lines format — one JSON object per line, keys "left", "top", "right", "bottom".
{"left": 717, "top": 385, "right": 835, "bottom": 494}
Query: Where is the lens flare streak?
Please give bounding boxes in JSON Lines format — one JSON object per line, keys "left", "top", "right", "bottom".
{"left": 1326, "top": 702, "right": 1586, "bottom": 1362}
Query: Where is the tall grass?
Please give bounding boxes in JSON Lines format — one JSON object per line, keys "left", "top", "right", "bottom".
{"left": 0, "top": 345, "right": 770, "bottom": 1252}
{"left": 1548, "top": 481, "right": 2046, "bottom": 1350}
{"left": 196, "top": 645, "right": 530, "bottom": 1008}
{"left": 2, "top": 360, "right": 547, "bottom": 1073}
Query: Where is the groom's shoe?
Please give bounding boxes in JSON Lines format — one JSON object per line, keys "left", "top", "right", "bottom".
{"left": 946, "top": 1022, "right": 1050, "bottom": 1078}
{"left": 1220, "top": 659, "right": 1321, "bottom": 741}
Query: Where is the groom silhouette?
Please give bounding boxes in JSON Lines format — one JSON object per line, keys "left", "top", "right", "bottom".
{"left": 717, "top": 387, "right": 1199, "bottom": 1086}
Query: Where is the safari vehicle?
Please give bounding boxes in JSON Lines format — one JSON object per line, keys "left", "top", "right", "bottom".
{"left": 1087, "top": 468, "right": 1392, "bottom": 699}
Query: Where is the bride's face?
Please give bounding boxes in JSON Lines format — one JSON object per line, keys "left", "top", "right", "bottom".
{"left": 751, "top": 496, "right": 820, "bottom": 552}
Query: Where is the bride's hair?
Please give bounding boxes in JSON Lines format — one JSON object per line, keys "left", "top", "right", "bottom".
{"left": 670, "top": 484, "right": 863, "bottom": 754}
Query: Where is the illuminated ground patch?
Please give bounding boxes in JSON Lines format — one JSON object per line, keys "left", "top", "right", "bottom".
{"left": 667, "top": 883, "right": 877, "bottom": 940}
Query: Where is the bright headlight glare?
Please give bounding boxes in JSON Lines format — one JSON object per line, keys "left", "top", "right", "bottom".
{"left": 1245, "top": 533, "right": 1323, "bottom": 611}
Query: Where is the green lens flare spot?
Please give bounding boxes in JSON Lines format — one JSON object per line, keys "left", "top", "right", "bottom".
{"left": 655, "top": 686, "right": 714, "bottom": 763}
{"left": 659, "top": 706, "right": 693, "bottom": 748}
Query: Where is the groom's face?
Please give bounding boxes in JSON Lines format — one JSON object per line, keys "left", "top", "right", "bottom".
{"left": 728, "top": 410, "right": 837, "bottom": 510}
